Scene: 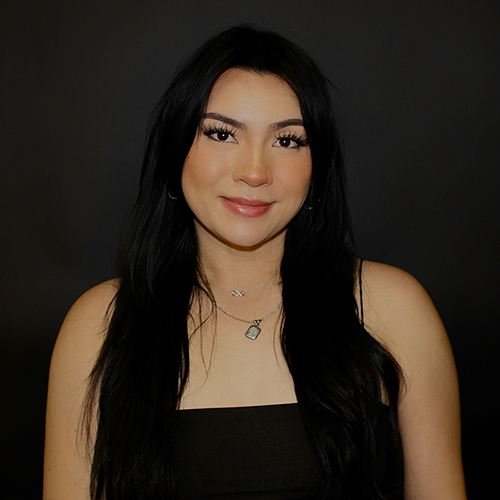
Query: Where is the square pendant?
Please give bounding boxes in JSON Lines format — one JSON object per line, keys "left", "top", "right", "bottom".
{"left": 245, "top": 325, "right": 261, "bottom": 340}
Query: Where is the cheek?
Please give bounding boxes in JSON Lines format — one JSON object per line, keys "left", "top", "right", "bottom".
{"left": 280, "top": 158, "right": 312, "bottom": 200}
{"left": 301, "top": 163, "right": 313, "bottom": 191}
{"left": 182, "top": 146, "right": 211, "bottom": 191}
{"left": 299, "top": 153, "right": 313, "bottom": 192}
{"left": 181, "top": 144, "right": 229, "bottom": 203}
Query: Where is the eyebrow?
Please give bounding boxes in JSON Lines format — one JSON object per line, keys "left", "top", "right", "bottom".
{"left": 202, "top": 113, "right": 304, "bottom": 132}
{"left": 203, "top": 113, "right": 247, "bottom": 130}
{"left": 269, "top": 118, "right": 304, "bottom": 131}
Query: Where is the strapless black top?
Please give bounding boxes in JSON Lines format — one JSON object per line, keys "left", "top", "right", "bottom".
{"left": 173, "top": 403, "right": 404, "bottom": 499}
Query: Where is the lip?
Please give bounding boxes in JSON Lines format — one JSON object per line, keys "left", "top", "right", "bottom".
{"left": 220, "top": 197, "right": 274, "bottom": 218}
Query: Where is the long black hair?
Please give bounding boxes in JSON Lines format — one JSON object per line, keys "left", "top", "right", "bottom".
{"left": 84, "top": 25, "right": 402, "bottom": 500}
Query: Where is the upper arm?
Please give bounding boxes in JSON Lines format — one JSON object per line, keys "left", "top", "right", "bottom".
{"left": 360, "top": 261, "right": 467, "bottom": 500}
{"left": 43, "top": 280, "right": 118, "bottom": 500}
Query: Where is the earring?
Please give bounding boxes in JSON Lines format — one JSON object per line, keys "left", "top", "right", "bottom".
{"left": 168, "top": 191, "right": 178, "bottom": 200}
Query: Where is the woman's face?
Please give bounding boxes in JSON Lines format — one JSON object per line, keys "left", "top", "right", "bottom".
{"left": 182, "top": 68, "right": 312, "bottom": 252}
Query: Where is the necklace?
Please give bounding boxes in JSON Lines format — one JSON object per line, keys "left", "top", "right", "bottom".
{"left": 214, "top": 301, "right": 282, "bottom": 340}
{"left": 208, "top": 274, "right": 276, "bottom": 298}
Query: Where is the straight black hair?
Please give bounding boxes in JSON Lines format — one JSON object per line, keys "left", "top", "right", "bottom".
{"left": 84, "top": 25, "right": 402, "bottom": 499}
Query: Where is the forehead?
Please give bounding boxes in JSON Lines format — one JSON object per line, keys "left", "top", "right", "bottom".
{"left": 206, "top": 68, "right": 301, "bottom": 117}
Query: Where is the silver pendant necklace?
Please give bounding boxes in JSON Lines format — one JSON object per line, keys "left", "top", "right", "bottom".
{"left": 208, "top": 274, "right": 276, "bottom": 298}
{"left": 214, "top": 301, "right": 282, "bottom": 340}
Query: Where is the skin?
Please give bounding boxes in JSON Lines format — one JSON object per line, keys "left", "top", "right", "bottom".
{"left": 43, "top": 69, "right": 467, "bottom": 499}
{"left": 182, "top": 69, "right": 312, "bottom": 261}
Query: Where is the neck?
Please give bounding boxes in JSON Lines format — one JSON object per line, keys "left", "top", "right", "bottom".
{"left": 196, "top": 229, "right": 284, "bottom": 291}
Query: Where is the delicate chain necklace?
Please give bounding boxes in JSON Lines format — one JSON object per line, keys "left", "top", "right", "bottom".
{"left": 214, "top": 301, "right": 282, "bottom": 340}
{"left": 208, "top": 274, "right": 276, "bottom": 298}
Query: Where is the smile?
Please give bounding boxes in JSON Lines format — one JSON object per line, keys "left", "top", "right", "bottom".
{"left": 220, "top": 197, "right": 274, "bottom": 218}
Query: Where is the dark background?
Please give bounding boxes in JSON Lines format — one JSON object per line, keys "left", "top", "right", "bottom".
{"left": 1, "top": 1, "right": 498, "bottom": 498}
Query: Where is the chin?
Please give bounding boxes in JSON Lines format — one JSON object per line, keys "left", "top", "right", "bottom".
{"left": 220, "top": 228, "right": 287, "bottom": 252}
{"left": 194, "top": 216, "right": 288, "bottom": 251}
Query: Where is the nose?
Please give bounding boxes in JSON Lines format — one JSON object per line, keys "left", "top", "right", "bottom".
{"left": 233, "top": 144, "right": 272, "bottom": 187}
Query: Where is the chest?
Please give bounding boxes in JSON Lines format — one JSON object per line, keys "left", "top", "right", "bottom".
{"left": 181, "top": 313, "right": 296, "bottom": 409}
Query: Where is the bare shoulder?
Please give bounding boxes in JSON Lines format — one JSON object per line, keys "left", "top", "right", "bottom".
{"left": 43, "top": 279, "right": 119, "bottom": 500}
{"left": 359, "top": 261, "right": 448, "bottom": 360}
{"left": 359, "top": 260, "right": 454, "bottom": 399}
{"left": 50, "top": 278, "right": 119, "bottom": 381}
{"left": 50, "top": 279, "right": 119, "bottom": 373}
{"left": 360, "top": 261, "right": 467, "bottom": 499}
{"left": 360, "top": 260, "right": 433, "bottom": 313}
{"left": 59, "top": 278, "right": 119, "bottom": 334}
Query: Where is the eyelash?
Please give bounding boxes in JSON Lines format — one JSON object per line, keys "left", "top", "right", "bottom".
{"left": 202, "top": 125, "right": 237, "bottom": 141}
{"left": 274, "top": 132, "right": 308, "bottom": 148}
{"left": 201, "top": 125, "right": 308, "bottom": 148}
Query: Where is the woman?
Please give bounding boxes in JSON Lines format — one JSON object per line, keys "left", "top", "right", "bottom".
{"left": 43, "top": 26, "right": 467, "bottom": 499}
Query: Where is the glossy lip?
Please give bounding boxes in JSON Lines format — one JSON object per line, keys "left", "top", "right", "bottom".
{"left": 220, "top": 197, "right": 274, "bottom": 218}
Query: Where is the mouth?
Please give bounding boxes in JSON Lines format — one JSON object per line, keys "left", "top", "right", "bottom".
{"left": 220, "top": 197, "right": 274, "bottom": 218}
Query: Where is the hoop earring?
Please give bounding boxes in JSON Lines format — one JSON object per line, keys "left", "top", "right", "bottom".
{"left": 168, "top": 191, "right": 178, "bottom": 200}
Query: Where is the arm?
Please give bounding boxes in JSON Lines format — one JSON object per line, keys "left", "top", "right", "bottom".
{"left": 361, "top": 261, "right": 467, "bottom": 500}
{"left": 43, "top": 280, "right": 117, "bottom": 500}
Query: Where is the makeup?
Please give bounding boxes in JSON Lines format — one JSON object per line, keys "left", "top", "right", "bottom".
{"left": 220, "top": 197, "right": 273, "bottom": 218}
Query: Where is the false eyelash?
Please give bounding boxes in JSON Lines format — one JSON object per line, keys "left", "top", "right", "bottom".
{"left": 275, "top": 132, "right": 308, "bottom": 147}
{"left": 202, "top": 125, "right": 237, "bottom": 138}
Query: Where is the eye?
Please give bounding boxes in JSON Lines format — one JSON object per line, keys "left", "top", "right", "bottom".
{"left": 202, "top": 126, "right": 237, "bottom": 143}
{"left": 273, "top": 133, "right": 308, "bottom": 149}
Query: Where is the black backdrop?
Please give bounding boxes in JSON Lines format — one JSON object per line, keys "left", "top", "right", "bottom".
{"left": 1, "top": 1, "right": 499, "bottom": 498}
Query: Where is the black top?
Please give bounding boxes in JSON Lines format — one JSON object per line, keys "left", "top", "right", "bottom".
{"left": 174, "top": 403, "right": 404, "bottom": 499}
